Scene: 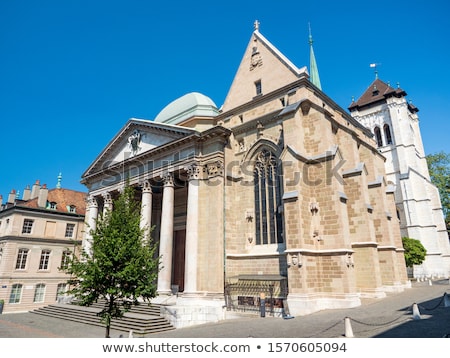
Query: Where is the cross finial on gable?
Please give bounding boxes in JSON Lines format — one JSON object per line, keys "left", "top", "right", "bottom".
{"left": 254, "top": 20, "right": 260, "bottom": 31}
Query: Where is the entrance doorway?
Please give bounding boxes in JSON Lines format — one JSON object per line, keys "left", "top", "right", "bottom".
{"left": 172, "top": 230, "right": 186, "bottom": 292}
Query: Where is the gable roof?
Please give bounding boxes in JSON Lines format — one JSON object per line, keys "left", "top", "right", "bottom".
{"left": 348, "top": 79, "right": 407, "bottom": 111}
{"left": 82, "top": 118, "right": 197, "bottom": 179}
{"left": 221, "top": 27, "right": 308, "bottom": 112}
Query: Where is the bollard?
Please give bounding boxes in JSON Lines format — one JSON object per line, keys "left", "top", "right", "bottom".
{"left": 428, "top": 279, "right": 432, "bottom": 286}
{"left": 128, "top": 330, "right": 134, "bottom": 338}
{"left": 344, "top": 317, "right": 354, "bottom": 338}
{"left": 259, "top": 292, "right": 266, "bottom": 318}
{"left": 412, "top": 303, "right": 421, "bottom": 320}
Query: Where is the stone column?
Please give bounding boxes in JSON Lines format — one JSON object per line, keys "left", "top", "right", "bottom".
{"left": 157, "top": 173, "right": 175, "bottom": 295}
{"left": 140, "top": 180, "right": 152, "bottom": 241}
{"left": 183, "top": 164, "right": 201, "bottom": 296}
{"left": 103, "top": 192, "right": 113, "bottom": 215}
{"left": 83, "top": 195, "right": 98, "bottom": 256}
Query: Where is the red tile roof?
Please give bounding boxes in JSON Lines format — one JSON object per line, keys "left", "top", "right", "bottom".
{"left": 348, "top": 79, "right": 407, "bottom": 111}
{"left": 22, "top": 188, "right": 87, "bottom": 215}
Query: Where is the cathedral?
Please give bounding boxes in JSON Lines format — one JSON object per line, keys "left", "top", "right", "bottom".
{"left": 81, "top": 22, "right": 410, "bottom": 327}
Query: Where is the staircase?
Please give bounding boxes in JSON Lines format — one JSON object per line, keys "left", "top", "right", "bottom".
{"left": 31, "top": 301, "right": 175, "bottom": 335}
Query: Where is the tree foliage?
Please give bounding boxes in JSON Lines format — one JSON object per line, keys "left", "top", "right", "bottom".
{"left": 402, "top": 237, "right": 427, "bottom": 268}
{"left": 426, "top": 151, "right": 450, "bottom": 225}
{"left": 64, "top": 185, "right": 160, "bottom": 338}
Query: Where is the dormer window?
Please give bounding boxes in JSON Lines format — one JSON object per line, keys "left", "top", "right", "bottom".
{"left": 68, "top": 205, "right": 76, "bottom": 213}
{"left": 48, "top": 202, "right": 57, "bottom": 210}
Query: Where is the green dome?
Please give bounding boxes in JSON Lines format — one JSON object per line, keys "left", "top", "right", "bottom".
{"left": 154, "top": 92, "right": 219, "bottom": 125}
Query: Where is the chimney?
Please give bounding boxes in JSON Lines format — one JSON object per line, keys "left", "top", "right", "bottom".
{"left": 7, "top": 189, "right": 16, "bottom": 204}
{"left": 30, "top": 180, "right": 41, "bottom": 199}
{"left": 0, "top": 195, "right": 3, "bottom": 206}
{"left": 22, "top": 185, "right": 31, "bottom": 201}
{"left": 38, "top": 184, "right": 48, "bottom": 208}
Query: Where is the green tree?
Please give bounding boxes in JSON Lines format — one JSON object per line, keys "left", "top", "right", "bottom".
{"left": 402, "top": 237, "right": 427, "bottom": 268}
{"left": 64, "top": 185, "right": 160, "bottom": 338}
{"left": 426, "top": 151, "right": 450, "bottom": 227}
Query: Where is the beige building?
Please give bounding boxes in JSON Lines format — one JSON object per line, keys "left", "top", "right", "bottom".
{"left": 0, "top": 177, "right": 86, "bottom": 313}
{"left": 81, "top": 22, "right": 409, "bottom": 327}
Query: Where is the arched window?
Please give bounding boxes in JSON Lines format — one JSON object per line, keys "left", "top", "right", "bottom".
{"left": 374, "top": 126, "right": 383, "bottom": 147}
{"left": 384, "top": 124, "right": 393, "bottom": 144}
{"left": 253, "top": 149, "right": 283, "bottom": 245}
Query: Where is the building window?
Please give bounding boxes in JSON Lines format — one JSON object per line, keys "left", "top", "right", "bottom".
{"left": 68, "top": 205, "right": 76, "bottom": 213}
{"left": 9, "top": 284, "right": 23, "bottom": 304}
{"left": 65, "top": 223, "right": 75, "bottom": 238}
{"left": 384, "top": 124, "right": 393, "bottom": 145}
{"left": 34, "top": 283, "right": 46, "bottom": 303}
{"left": 374, "top": 126, "right": 383, "bottom": 147}
{"left": 255, "top": 80, "right": 262, "bottom": 96}
{"left": 60, "top": 250, "right": 71, "bottom": 270}
{"left": 39, "top": 250, "right": 51, "bottom": 270}
{"left": 22, "top": 219, "right": 34, "bottom": 234}
{"left": 15, "top": 248, "right": 29, "bottom": 270}
{"left": 0, "top": 246, "right": 3, "bottom": 265}
{"left": 56, "top": 283, "right": 67, "bottom": 301}
{"left": 48, "top": 202, "right": 57, "bottom": 210}
{"left": 254, "top": 149, "right": 283, "bottom": 245}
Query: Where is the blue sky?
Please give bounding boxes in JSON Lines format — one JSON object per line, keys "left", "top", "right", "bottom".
{"left": 1, "top": 0, "right": 449, "bottom": 199}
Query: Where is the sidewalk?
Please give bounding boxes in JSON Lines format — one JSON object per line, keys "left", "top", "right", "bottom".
{"left": 0, "top": 280, "right": 449, "bottom": 338}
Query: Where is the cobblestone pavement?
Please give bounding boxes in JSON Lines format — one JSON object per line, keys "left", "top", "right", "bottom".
{"left": 0, "top": 280, "right": 449, "bottom": 338}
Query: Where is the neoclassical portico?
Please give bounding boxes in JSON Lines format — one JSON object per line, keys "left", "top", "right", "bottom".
{"left": 82, "top": 115, "right": 230, "bottom": 305}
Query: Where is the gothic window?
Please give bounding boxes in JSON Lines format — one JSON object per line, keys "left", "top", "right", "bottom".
{"left": 253, "top": 149, "right": 283, "bottom": 245}
{"left": 384, "top": 124, "right": 393, "bottom": 145}
{"left": 374, "top": 126, "right": 383, "bottom": 147}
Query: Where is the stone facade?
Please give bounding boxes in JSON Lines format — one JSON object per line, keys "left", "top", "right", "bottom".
{"left": 0, "top": 180, "right": 86, "bottom": 313}
{"left": 81, "top": 24, "right": 409, "bottom": 327}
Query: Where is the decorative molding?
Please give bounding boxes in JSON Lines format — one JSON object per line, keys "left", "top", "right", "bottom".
{"left": 204, "top": 160, "right": 224, "bottom": 179}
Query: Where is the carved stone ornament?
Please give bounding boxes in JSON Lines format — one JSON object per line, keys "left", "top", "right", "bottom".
{"left": 127, "top": 129, "right": 142, "bottom": 156}
{"left": 288, "top": 253, "right": 302, "bottom": 268}
{"left": 187, "top": 164, "right": 201, "bottom": 180}
{"left": 250, "top": 46, "right": 263, "bottom": 70}
{"left": 204, "top": 160, "right": 224, "bottom": 178}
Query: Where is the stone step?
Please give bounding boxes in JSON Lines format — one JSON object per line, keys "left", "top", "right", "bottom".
{"left": 30, "top": 302, "right": 175, "bottom": 335}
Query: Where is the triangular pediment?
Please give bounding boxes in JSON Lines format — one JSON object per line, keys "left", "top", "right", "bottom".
{"left": 222, "top": 28, "right": 308, "bottom": 112}
{"left": 82, "top": 118, "right": 197, "bottom": 178}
